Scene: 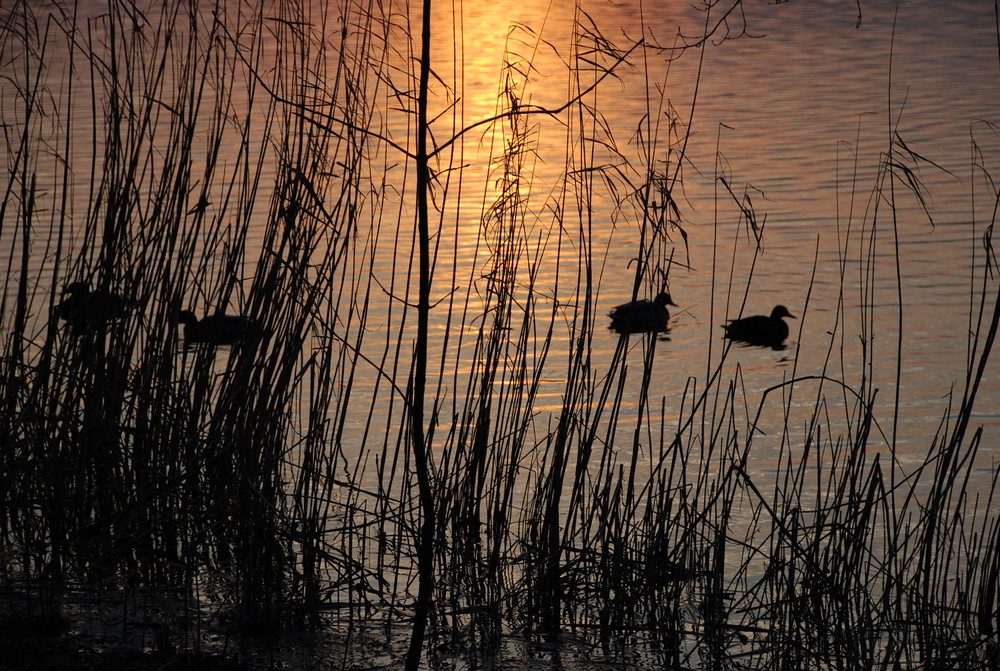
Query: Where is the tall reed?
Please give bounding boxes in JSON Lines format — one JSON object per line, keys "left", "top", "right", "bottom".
{"left": 1, "top": 1, "right": 998, "bottom": 669}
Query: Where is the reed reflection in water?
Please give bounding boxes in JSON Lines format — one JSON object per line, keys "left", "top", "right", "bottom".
{"left": 1, "top": 0, "right": 999, "bottom": 668}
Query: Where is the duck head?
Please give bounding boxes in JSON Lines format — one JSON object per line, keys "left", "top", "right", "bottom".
{"left": 771, "top": 305, "right": 795, "bottom": 320}
{"left": 654, "top": 292, "right": 678, "bottom": 308}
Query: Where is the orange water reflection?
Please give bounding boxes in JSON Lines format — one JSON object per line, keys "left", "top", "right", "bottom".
{"left": 2, "top": 0, "right": 998, "bottom": 488}
{"left": 363, "top": 0, "right": 1000, "bottom": 491}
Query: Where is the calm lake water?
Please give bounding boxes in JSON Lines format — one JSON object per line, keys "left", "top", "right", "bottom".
{"left": 418, "top": 0, "right": 1000, "bottom": 479}
{"left": 3, "top": 0, "right": 1000, "bottom": 666}
{"left": 3, "top": 0, "right": 999, "bottom": 514}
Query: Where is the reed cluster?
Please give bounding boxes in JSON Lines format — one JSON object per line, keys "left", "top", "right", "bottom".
{"left": 1, "top": 0, "right": 997, "bottom": 669}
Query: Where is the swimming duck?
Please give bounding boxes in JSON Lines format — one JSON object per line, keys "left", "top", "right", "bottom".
{"left": 722, "top": 305, "right": 795, "bottom": 348}
{"left": 609, "top": 292, "right": 676, "bottom": 333}
{"left": 56, "top": 281, "right": 129, "bottom": 326}
{"left": 178, "top": 310, "right": 256, "bottom": 346}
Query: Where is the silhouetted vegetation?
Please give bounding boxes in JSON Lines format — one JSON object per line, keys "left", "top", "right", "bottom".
{"left": 1, "top": 0, "right": 998, "bottom": 669}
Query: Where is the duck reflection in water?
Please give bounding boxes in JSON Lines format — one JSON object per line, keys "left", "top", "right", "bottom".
{"left": 609, "top": 292, "right": 676, "bottom": 334}
{"left": 56, "top": 281, "right": 130, "bottom": 327}
{"left": 722, "top": 305, "right": 795, "bottom": 349}
{"left": 178, "top": 310, "right": 257, "bottom": 347}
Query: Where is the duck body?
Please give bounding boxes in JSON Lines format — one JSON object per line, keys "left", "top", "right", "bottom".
{"left": 178, "top": 310, "right": 255, "bottom": 346}
{"left": 609, "top": 292, "right": 676, "bottom": 333}
{"left": 56, "top": 281, "right": 129, "bottom": 326}
{"left": 723, "top": 305, "right": 795, "bottom": 348}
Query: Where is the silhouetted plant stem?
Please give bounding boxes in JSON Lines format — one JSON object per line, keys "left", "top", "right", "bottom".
{"left": 3, "top": 1, "right": 1000, "bottom": 667}
{"left": 405, "top": 0, "right": 436, "bottom": 667}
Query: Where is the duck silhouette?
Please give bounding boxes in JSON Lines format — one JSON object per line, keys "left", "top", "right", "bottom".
{"left": 722, "top": 305, "right": 795, "bottom": 348}
{"left": 609, "top": 292, "right": 676, "bottom": 334}
{"left": 56, "top": 281, "right": 129, "bottom": 326}
{"left": 178, "top": 310, "right": 256, "bottom": 346}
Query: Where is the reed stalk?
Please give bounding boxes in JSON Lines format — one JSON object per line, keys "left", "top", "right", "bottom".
{"left": 1, "top": 1, "right": 998, "bottom": 669}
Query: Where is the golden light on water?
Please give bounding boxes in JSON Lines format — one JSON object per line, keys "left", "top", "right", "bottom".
{"left": 2, "top": 0, "right": 999, "bottom": 664}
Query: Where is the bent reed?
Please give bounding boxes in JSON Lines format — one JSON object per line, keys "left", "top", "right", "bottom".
{"left": 1, "top": 0, "right": 998, "bottom": 669}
